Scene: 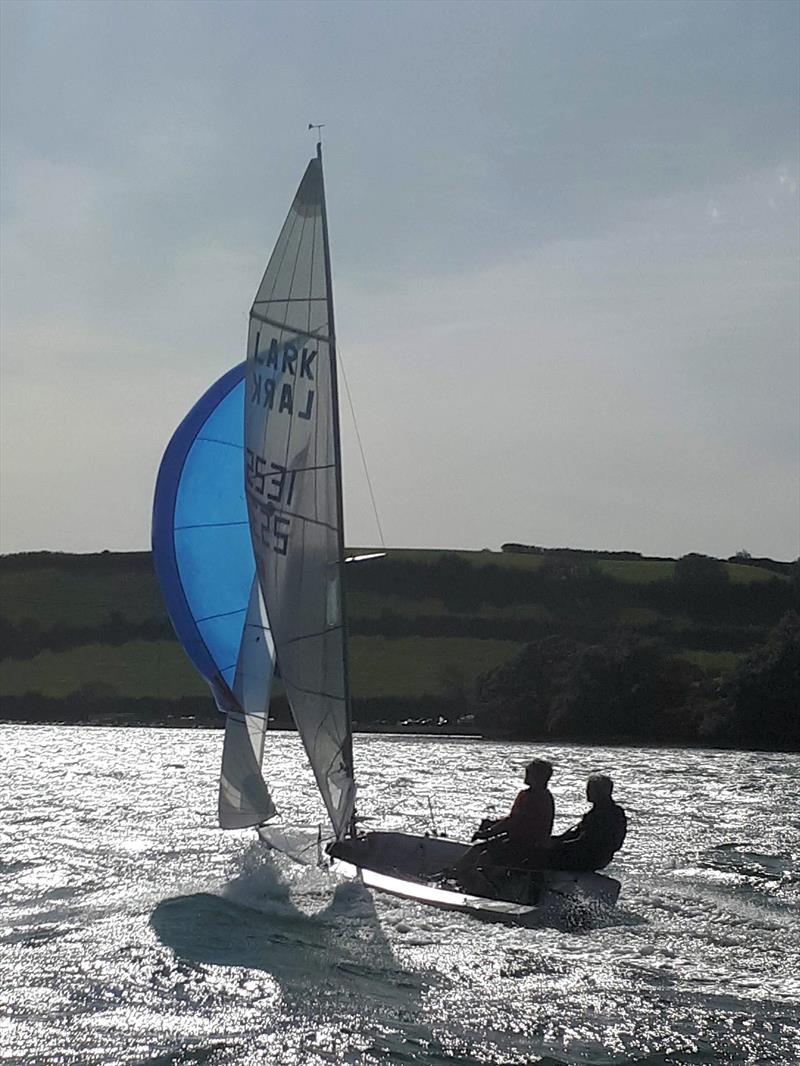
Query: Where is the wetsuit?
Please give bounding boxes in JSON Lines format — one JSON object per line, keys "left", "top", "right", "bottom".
{"left": 546, "top": 799, "right": 627, "bottom": 871}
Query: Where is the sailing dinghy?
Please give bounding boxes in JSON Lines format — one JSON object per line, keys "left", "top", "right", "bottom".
{"left": 152, "top": 144, "right": 620, "bottom": 924}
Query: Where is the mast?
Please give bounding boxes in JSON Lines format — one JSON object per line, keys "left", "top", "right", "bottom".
{"left": 316, "top": 140, "right": 357, "bottom": 835}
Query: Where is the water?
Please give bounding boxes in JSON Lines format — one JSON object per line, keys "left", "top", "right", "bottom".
{"left": 0, "top": 726, "right": 798, "bottom": 1066}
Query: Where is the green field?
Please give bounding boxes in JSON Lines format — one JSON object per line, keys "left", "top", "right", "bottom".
{"left": 0, "top": 641, "right": 206, "bottom": 699}
{"left": 349, "top": 636, "right": 522, "bottom": 698}
{"left": 0, "top": 635, "right": 523, "bottom": 701}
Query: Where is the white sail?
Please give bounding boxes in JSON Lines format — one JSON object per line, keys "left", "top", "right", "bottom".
{"left": 218, "top": 576, "right": 277, "bottom": 828}
{"left": 244, "top": 153, "right": 355, "bottom": 840}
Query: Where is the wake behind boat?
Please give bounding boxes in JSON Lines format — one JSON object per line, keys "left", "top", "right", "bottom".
{"left": 151, "top": 141, "right": 623, "bottom": 925}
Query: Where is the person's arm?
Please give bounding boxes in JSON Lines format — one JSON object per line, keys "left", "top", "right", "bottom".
{"left": 472, "top": 815, "right": 510, "bottom": 841}
{"left": 551, "top": 825, "right": 576, "bottom": 842}
{"left": 483, "top": 815, "right": 511, "bottom": 838}
{"left": 552, "top": 811, "right": 586, "bottom": 843}
{"left": 472, "top": 791, "right": 524, "bottom": 840}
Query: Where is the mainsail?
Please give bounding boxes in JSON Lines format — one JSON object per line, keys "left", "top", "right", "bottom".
{"left": 244, "top": 148, "right": 356, "bottom": 840}
{"left": 151, "top": 363, "right": 277, "bottom": 829}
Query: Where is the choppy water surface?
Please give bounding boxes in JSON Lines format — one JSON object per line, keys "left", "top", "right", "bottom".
{"left": 0, "top": 726, "right": 798, "bottom": 1065}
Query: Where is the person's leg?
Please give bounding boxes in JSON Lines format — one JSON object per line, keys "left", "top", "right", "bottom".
{"left": 448, "top": 841, "right": 491, "bottom": 875}
{"left": 449, "top": 835, "right": 514, "bottom": 879}
{"left": 516, "top": 843, "right": 550, "bottom": 869}
{"left": 457, "top": 866, "right": 496, "bottom": 897}
{"left": 546, "top": 841, "right": 594, "bottom": 871}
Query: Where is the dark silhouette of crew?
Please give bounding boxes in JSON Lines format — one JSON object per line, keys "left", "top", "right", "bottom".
{"left": 450, "top": 758, "right": 555, "bottom": 878}
{"left": 545, "top": 773, "right": 627, "bottom": 872}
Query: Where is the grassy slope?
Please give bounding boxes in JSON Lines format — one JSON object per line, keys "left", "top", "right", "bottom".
{"left": 0, "top": 641, "right": 207, "bottom": 699}
{"left": 349, "top": 636, "right": 522, "bottom": 698}
{"left": 0, "top": 549, "right": 789, "bottom": 709}
{"left": 0, "top": 636, "right": 521, "bottom": 700}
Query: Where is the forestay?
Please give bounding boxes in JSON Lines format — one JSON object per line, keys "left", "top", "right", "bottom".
{"left": 244, "top": 153, "right": 355, "bottom": 840}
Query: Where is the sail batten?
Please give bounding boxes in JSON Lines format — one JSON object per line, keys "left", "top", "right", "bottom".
{"left": 249, "top": 311, "right": 331, "bottom": 341}
{"left": 253, "top": 296, "right": 329, "bottom": 305}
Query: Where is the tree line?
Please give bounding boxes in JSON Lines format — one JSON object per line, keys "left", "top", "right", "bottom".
{"left": 1, "top": 552, "right": 796, "bottom": 661}
{"left": 348, "top": 552, "right": 797, "bottom": 623}
{"left": 474, "top": 611, "right": 799, "bottom": 751}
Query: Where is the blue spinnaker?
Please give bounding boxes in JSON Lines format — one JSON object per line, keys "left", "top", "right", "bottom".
{"left": 152, "top": 362, "right": 253, "bottom": 711}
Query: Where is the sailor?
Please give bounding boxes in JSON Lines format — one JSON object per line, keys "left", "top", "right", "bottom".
{"left": 544, "top": 773, "right": 627, "bottom": 872}
{"left": 450, "top": 758, "right": 555, "bottom": 877}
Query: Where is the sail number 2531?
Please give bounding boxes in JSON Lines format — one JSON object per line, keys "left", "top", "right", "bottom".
{"left": 246, "top": 449, "right": 297, "bottom": 556}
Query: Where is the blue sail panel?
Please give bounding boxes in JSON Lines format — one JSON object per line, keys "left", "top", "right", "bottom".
{"left": 152, "top": 362, "right": 254, "bottom": 710}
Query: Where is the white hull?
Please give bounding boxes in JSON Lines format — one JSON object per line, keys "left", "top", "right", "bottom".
{"left": 329, "top": 831, "right": 620, "bottom": 926}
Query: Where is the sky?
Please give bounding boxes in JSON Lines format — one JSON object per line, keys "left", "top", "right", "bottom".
{"left": 1, "top": 0, "right": 798, "bottom": 560}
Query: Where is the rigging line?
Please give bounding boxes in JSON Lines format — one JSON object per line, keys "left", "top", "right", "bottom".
{"left": 280, "top": 674, "right": 346, "bottom": 702}
{"left": 281, "top": 622, "right": 344, "bottom": 646}
{"left": 337, "top": 345, "right": 386, "bottom": 549}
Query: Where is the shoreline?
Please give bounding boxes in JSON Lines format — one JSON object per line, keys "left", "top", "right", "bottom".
{"left": 1, "top": 717, "right": 795, "bottom": 753}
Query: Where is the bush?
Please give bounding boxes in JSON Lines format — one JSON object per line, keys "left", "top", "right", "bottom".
{"left": 475, "top": 632, "right": 699, "bottom": 741}
{"left": 673, "top": 553, "right": 731, "bottom": 618}
{"left": 476, "top": 635, "right": 581, "bottom": 737}
{"left": 546, "top": 635, "right": 699, "bottom": 740}
{"left": 724, "top": 611, "right": 800, "bottom": 750}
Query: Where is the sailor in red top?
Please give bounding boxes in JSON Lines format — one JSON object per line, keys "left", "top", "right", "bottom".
{"left": 505, "top": 778, "right": 556, "bottom": 851}
{"left": 450, "top": 759, "right": 555, "bottom": 878}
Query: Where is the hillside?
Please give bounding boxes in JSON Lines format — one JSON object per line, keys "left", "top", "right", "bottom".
{"left": 0, "top": 547, "right": 796, "bottom": 746}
